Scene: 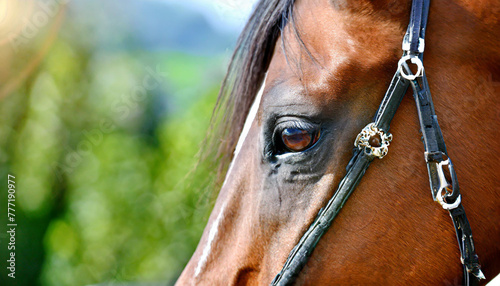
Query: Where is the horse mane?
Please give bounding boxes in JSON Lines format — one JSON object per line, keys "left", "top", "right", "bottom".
{"left": 202, "top": 0, "right": 296, "bottom": 190}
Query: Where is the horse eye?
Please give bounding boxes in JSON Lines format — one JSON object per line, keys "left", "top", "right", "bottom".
{"left": 281, "top": 128, "right": 320, "bottom": 152}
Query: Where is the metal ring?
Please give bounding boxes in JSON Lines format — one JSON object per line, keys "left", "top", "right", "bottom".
{"left": 437, "top": 188, "right": 461, "bottom": 210}
{"left": 398, "top": 55, "right": 424, "bottom": 80}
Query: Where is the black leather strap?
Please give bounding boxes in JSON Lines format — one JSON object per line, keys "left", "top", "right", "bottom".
{"left": 374, "top": 73, "right": 410, "bottom": 131}
{"left": 270, "top": 149, "right": 374, "bottom": 285}
{"left": 408, "top": 72, "right": 484, "bottom": 284}
{"left": 408, "top": 0, "right": 424, "bottom": 53}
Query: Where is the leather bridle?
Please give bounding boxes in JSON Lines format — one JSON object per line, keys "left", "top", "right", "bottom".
{"left": 271, "top": 0, "right": 485, "bottom": 285}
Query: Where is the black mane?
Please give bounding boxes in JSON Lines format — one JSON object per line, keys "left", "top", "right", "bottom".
{"left": 204, "top": 0, "right": 296, "bottom": 187}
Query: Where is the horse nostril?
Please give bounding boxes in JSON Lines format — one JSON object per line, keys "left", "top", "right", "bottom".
{"left": 369, "top": 134, "right": 382, "bottom": 147}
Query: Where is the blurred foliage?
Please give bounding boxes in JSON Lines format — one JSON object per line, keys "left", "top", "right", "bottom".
{"left": 0, "top": 2, "right": 231, "bottom": 285}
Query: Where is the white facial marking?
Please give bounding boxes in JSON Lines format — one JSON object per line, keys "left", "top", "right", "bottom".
{"left": 194, "top": 77, "right": 266, "bottom": 277}
{"left": 195, "top": 200, "right": 227, "bottom": 277}
{"left": 233, "top": 77, "right": 266, "bottom": 159}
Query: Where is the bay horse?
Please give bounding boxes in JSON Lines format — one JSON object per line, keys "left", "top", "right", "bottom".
{"left": 177, "top": 0, "right": 500, "bottom": 284}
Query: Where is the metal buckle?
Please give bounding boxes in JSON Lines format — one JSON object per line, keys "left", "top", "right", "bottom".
{"left": 436, "top": 159, "right": 451, "bottom": 194}
{"left": 430, "top": 158, "right": 461, "bottom": 210}
{"left": 354, "top": 123, "right": 392, "bottom": 159}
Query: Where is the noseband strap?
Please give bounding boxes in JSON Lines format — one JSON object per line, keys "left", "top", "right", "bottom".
{"left": 271, "top": 0, "right": 484, "bottom": 285}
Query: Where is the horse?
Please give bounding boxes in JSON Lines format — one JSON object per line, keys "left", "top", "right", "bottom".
{"left": 176, "top": 0, "right": 500, "bottom": 284}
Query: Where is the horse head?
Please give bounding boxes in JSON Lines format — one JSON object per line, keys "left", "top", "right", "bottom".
{"left": 177, "top": 0, "right": 500, "bottom": 284}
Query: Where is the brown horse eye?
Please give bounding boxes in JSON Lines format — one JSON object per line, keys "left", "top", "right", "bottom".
{"left": 281, "top": 128, "right": 320, "bottom": 152}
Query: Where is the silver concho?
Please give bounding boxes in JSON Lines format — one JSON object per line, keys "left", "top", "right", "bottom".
{"left": 354, "top": 123, "right": 393, "bottom": 159}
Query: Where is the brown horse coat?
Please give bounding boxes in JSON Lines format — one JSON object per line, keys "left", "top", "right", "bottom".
{"left": 177, "top": 0, "right": 500, "bottom": 284}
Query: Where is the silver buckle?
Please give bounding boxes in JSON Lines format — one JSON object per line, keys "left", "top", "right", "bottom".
{"left": 433, "top": 159, "right": 461, "bottom": 210}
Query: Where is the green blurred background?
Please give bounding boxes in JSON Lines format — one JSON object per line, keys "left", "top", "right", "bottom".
{"left": 0, "top": 0, "right": 254, "bottom": 285}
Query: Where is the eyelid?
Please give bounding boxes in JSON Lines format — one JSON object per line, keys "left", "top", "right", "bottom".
{"left": 274, "top": 118, "right": 317, "bottom": 131}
